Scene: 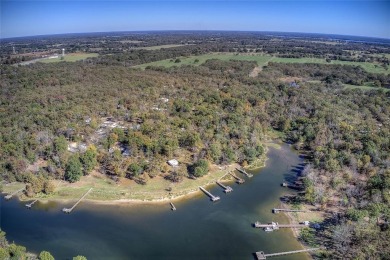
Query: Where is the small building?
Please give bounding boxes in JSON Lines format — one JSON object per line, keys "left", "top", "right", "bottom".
{"left": 167, "top": 159, "right": 179, "bottom": 167}
{"left": 289, "top": 82, "right": 300, "bottom": 88}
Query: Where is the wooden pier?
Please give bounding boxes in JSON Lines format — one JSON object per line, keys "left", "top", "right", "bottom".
{"left": 255, "top": 248, "right": 320, "bottom": 259}
{"left": 272, "top": 208, "right": 308, "bottom": 213}
{"left": 62, "top": 188, "right": 93, "bottom": 214}
{"left": 26, "top": 200, "right": 38, "bottom": 209}
{"left": 254, "top": 221, "right": 309, "bottom": 229}
{"left": 216, "top": 181, "right": 233, "bottom": 193}
{"left": 236, "top": 168, "right": 253, "bottom": 178}
{"left": 229, "top": 173, "right": 245, "bottom": 184}
{"left": 170, "top": 202, "right": 176, "bottom": 211}
{"left": 199, "top": 186, "right": 220, "bottom": 202}
{"left": 4, "top": 188, "right": 24, "bottom": 200}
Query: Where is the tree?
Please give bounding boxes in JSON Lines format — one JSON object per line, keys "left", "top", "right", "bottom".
{"left": 54, "top": 136, "right": 68, "bottom": 155}
{"left": 39, "top": 251, "right": 55, "bottom": 260}
{"left": 43, "top": 180, "right": 55, "bottom": 194}
{"left": 127, "top": 163, "right": 143, "bottom": 178}
{"left": 193, "top": 159, "right": 209, "bottom": 177}
{"left": 65, "top": 155, "right": 83, "bottom": 182}
{"left": 80, "top": 145, "right": 97, "bottom": 174}
{"left": 8, "top": 243, "right": 26, "bottom": 259}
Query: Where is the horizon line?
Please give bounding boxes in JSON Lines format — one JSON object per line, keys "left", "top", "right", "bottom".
{"left": 2, "top": 29, "right": 390, "bottom": 42}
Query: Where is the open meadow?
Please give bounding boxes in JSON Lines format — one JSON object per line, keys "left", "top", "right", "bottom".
{"left": 135, "top": 52, "right": 390, "bottom": 74}
{"left": 39, "top": 53, "right": 98, "bottom": 63}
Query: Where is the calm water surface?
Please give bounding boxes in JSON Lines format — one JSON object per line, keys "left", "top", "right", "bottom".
{"left": 0, "top": 143, "right": 308, "bottom": 260}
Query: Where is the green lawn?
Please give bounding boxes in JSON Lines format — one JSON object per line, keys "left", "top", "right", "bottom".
{"left": 40, "top": 53, "right": 98, "bottom": 63}
{"left": 135, "top": 52, "right": 389, "bottom": 74}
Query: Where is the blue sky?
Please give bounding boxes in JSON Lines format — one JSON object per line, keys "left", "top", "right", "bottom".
{"left": 1, "top": 1, "right": 389, "bottom": 39}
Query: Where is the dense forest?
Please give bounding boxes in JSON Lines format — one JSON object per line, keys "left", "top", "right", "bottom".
{"left": 1, "top": 32, "right": 389, "bottom": 258}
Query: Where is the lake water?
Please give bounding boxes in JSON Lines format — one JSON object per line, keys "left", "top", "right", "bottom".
{"left": 0, "top": 143, "right": 309, "bottom": 260}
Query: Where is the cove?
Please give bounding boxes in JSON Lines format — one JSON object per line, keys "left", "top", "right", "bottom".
{"left": 0, "top": 143, "right": 309, "bottom": 260}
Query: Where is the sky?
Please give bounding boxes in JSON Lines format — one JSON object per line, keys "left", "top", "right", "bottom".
{"left": 1, "top": 0, "right": 389, "bottom": 39}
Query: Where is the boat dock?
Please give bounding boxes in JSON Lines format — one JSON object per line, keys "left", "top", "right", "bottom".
{"left": 4, "top": 188, "right": 24, "bottom": 200}
{"left": 62, "top": 188, "right": 93, "bottom": 213}
{"left": 255, "top": 248, "right": 320, "bottom": 259}
{"left": 170, "top": 202, "right": 176, "bottom": 211}
{"left": 216, "top": 181, "right": 233, "bottom": 193}
{"left": 199, "top": 186, "right": 220, "bottom": 202}
{"left": 25, "top": 200, "right": 38, "bottom": 209}
{"left": 281, "top": 182, "right": 301, "bottom": 190}
{"left": 229, "top": 173, "right": 245, "bottom": 184}
{"left": 272, "top": 208, "right": 308, "bottom": 213}
{"left": 254, "top": 221, "right": 309, "bottom": 229}
{"left": 236, "top": 168, "right": 253, "bottom": 178}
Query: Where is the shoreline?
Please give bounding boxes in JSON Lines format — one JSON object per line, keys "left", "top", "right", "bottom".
{"left": 3, "top": 144, "right": 272, "bottom": 205}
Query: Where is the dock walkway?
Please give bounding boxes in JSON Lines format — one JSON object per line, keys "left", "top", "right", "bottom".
{"left": 216, "top": 181, "right": 233, "bottom": 193}
{"left": 4, "top": 188, "right": 24, "bottom": 200}
{"left": 229, "top": 173, "right": 245, "bottom": 184}
{"left": 254, "top": 221, "right": 309, "bottom": 229}
{"left": 26, "top": 200, "right": 38, "bottom": 209}
{"left": 236, "top": 168, "right": 253, "bottom": 178}
{"left": 272, "top": 208, "right": 308, "bottom": 213}
{"left": 62, "top": 188, "right": 93, "bottom": 213}
{"left": 256, "top": 248, "right": 320, "bottom": 259}
{"left": 199, "top": 186, "right": 220, "bottom": 202}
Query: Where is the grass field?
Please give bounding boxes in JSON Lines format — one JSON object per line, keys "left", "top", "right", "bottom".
{"left": 135, "top": 44, "right": 191, "bottom": 50}
{"left": 135, "top": 53, "right": 273, "bottom": 69}
{"left": 40, "top": 53, "right": 98, "bottom": 63}
{"left": 135, "top": 52, "right": 390, "bottom": 74}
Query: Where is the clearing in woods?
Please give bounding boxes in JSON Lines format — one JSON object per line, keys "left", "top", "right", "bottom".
{"left": 39, "top": 53, "right": 98, "bottom": 63}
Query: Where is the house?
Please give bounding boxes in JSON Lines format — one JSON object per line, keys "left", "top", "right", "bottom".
{"left": 167, "top": 159, "right": 179, "bottom": 167}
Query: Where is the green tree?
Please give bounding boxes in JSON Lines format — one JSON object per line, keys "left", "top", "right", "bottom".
{"left": 39, "top": 251, "right": 55, "bottom": 260}
{"left": 193, "top": 159, "right": 209, "bottom": 177}
{"left": 54, "top": 136, "right": 68, "bottom": 155}
{"left": 127, "top": 163, "right": 143, "bottom": 178}
{"left": 43, "top": 180, "right": 55, "bottom": 194}
{"left": 65, "top": 155, "right": 83, "bottom": 183}
{"left": 8, "top": 243, "right": 26, "bottom": 259}
{"left": 80, "top": 145, "right": 97, "bottom": 174}
{"left": 0, "top": 248, "right": 8, "bottom": 260}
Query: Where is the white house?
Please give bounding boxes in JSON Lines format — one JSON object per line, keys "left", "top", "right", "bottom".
{"left": 167, "top": 159, "right": 179, "bottom": 167}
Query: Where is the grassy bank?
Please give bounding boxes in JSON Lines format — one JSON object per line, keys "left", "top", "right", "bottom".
{"left": 2, "top": 142, "right": 274, "bottom": 203}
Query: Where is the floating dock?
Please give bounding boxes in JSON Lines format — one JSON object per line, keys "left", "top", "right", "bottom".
{"left": 199, "top": 186, "right": 220, "bottom": 202}
{"left": 229, "top": 173, "right": 245, "bottom": 184}
{"left": 4, "top": 188, "right": 24, "bottom": 200}
{"left": 25, "top": 200, "right": 38, "bottom": 209}
{"left": 170, "top": 202, "right": 176, "bottom": 211}
{"left": 216, "top": 181, "right": 233, "bottom": 193}
{"left": 236, "top": 168, "right": 253, "bottom": 178}
{"left": 62, "top": 188, "right": 93, "bottom": 214}
{"left": 255, "top": 248, "right": 320, "bottom": 259}
{"left": 272, "top": 208, "right": 308, "bottom": 213}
